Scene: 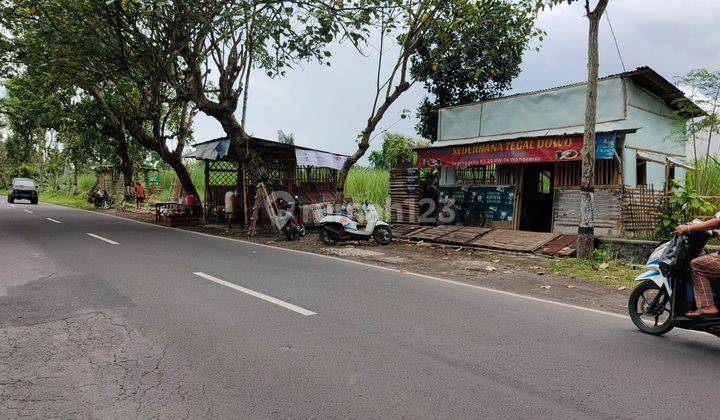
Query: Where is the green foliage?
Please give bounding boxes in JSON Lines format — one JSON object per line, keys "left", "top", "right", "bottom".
{"left": 677, "top": 68, "right": 720, "bottom": 193}
{"left": 368, "top": 132, "right": 428, "bottom": 170}
{"left": 41, "top": 192, "right": 95, "bottom": 210}
{"left": 656, "top": 181, "right": 716, "bottom": 238}
{"left": 686, "top": 156, "right": 720, "bottom": 197}
{"left": 411, "top": 0, "right": 541, "bottom": 140}
{"left": 277, "top": 130, "right": 295, "bottom": 145}
{"left": 344, "top": 167, "right": 389, "bottom": 209}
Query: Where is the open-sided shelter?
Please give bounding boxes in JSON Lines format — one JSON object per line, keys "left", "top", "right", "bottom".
{"left": 187, "top": 136, "right": 347, "bottom": 225}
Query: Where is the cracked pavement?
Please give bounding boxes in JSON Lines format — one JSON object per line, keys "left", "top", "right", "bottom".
{"left": 4, "top": 198, "right": 720, "bottom": 418}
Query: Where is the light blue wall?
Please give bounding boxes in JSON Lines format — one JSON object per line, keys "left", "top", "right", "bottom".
{"left": 438, "top": 77, "right": 628, "bottom": 142}
{"left": 623, "top": 80, "right": 686, "bottom": 188}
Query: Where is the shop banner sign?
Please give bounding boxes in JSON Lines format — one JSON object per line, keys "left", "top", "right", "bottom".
{"left": 418, "top": 134, "right": 616, "bottom": 168}
{"left": 295, "top": 149, "right": 347, "bottom": 170}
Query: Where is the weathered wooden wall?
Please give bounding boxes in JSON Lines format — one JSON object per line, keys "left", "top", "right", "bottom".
{"left": 389, "top": 167, "right": 419, "bottom": 224}
{"left": 552, "top": 187, "right": 624, "bottom": 237}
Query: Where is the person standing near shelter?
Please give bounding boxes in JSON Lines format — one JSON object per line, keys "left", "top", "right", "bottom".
{"left": 225, "top": 189, "right": 237, "bottom": 228}
{"left": 134, "top": 182, "right": 146, "bottom": 210}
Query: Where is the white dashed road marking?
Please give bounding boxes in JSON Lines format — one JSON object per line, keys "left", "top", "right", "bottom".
{"left": 86, "top": 233, "right": 119, "bottom": 245}
{"left": 24, "top": 209, "right": 33, "bottom": 214}
{"left": 193, "top": 272, "right": 317, "bottom": 316}
{"left": 9, "top": 204, "right": 16, "bottom": 208}
{"left": 46, "top": 218, "right": 62, "bottom": 224}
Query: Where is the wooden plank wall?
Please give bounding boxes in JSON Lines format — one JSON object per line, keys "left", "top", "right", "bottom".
{"left": 552, "top": 187, "right": 624, "bottom": 237}
{"left": 389, "top": 168, "right": 419, "bottom": 224}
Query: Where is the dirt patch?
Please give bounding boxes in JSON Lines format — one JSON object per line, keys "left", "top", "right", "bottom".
{"left": 100, "top": 209, "right": 633, "bottom": 315}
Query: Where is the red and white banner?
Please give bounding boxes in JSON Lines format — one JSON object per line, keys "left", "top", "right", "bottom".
{"left": 417, "top": 135, "right": 614, "bottom": 168}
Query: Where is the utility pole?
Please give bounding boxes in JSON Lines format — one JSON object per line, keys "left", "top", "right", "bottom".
{"left": 577, "top": 0, "right": 610, "bottom": 259}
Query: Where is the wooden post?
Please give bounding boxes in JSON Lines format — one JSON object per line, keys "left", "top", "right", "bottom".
{"left": 203, "top": 160, "right": 210, "bottom": 224}
{"left": 242, "top": 163, "right": 249, "bottom": 226}
{"left": 664, "top": 158, "right": 671, "bottom": 197}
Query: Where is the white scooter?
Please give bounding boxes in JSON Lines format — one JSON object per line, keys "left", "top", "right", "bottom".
{"left": 629, "top": 217, "right": 720, "bottom": 337}
{"left": 318, "top": 202, "right": 392, "bottom": 245}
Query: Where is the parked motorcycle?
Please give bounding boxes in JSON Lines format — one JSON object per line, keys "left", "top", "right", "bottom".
{"left": 318, "top": 202, "right": 392, "bottom": 245}
{"left": 94, "top": 190, "right": 114, "bottom": 209}
{"left": 629, "top": 218, "right": 720, "bottom": 337}
{"left": 276, "top": 196, "right": 306, "bottom": 241}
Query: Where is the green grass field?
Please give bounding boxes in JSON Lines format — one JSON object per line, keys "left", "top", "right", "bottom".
{"left": 35, "top": 164, "right": 391, "bottom": 213}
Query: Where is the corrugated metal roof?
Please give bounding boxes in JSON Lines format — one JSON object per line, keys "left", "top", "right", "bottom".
{"left": 441, "top": 66, "right": 702, "bottom": 117}
{"left": 189, "top": 136, "right": 348, "bottom": 157}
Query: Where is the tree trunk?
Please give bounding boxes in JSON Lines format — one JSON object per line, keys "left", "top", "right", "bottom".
{"left": 117, "top": 138, "right": 134, "bottom": 201}
{"left": 334, "top": 132, "right": 371, "bottom": 205}
{"left": 577, "top": 0, "right": 609, "bottom": 259}
{"left": 63, "top": 159, "right": 70, "bottom": 192}
{"left": 167, "top": 156, "right": 199, "bottom": 201}
{"left": 72, "top": 164, "right": 79, "bottom": 195}
{"left": 334, "top": 81, "right": 412, "bottom": 204}
{"left": 37, "top": 131, "right": 46, "bottom": 192}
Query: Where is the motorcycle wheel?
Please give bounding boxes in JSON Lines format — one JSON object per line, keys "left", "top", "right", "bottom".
{"left": 283, "top": 224, "right": 296, "bottom": 241}
{"left": 372, "top": 225, "right": 392, "bottom": 245}
{"left": 319, "top": 225, "right": 339, "bottom": 246}
{"left": 628, "top": 280, "right": 674, "bottom": 335}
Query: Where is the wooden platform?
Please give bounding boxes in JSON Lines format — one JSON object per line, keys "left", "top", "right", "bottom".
{"left": 411, "top": 225, "right": 463, "bottom": 241}
{"left": 469, "top": 229, "right": 560, "bottom": 252}
{"left": 436, "top": 227, "right": 492, "bottom": 245}
{"left": 391, "top": 224, "right": 425, "bottom": 238}
{"left": 390, "top": 224, "right": 574, "bottom": 255}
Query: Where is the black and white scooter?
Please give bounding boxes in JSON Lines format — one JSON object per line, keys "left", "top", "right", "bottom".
{"left": 318, "top": 202, "right": 392, "bottom": 246}
{"left": 629, "top": 217, "right": 720, "bottom": 337}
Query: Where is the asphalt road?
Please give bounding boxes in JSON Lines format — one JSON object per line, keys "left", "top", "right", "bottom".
{"left": 2, "top": 197, "right": 720, "bottom": 419}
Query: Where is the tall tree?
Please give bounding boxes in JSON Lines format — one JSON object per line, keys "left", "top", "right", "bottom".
{"left": 576, "top": 0, "right": 609, "bottom": 259}
{"left": 162, "top": 0, "right": 373, "bottom": 181}
{"left": 0, "top": 0, "right": 199, "bottom": 199}
{"left": 335, "top": 0, "right": 541, "bottom": 201}
{"left": 413, "top": 0, "right": 540, "bottom": 141}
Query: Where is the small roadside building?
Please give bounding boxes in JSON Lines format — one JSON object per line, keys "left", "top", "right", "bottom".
{"left": 187, "top": 136, "right": 347, "bottom": 225}
{"left": 414, "top": 66, "right": 702, "bottom": 237}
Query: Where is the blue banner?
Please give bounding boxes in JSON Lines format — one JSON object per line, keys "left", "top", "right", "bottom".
{"left": 595, "top": 133, "right": 616, "bottom": 160}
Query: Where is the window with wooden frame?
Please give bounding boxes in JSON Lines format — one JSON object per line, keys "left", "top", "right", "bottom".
{"left": 555, "top": 159, "right": 622, "bottom": 187}
{"left": 454, "top": 164, "right": 515, "bottom": 186}
{"left": 636, "top": 158, "right": 647, "bottom": 185}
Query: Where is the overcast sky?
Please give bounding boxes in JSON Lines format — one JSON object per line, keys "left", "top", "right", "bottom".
{"left": 191, "top": 0, "right": 720, "bottom": 163}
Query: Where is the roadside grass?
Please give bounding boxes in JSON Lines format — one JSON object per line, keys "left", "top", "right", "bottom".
{"left": 40, "top": 191, "right": 95, "bottom": 210}
{"left": 547, "top": 249, "right": 643, "bottom": 289}
{"left": 344, "top": 166, "right": 389, "bottom": 206}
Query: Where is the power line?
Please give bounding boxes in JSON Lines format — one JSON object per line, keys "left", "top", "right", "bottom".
{"left": 605, "top": 8, "right": 626, "bottom": 72}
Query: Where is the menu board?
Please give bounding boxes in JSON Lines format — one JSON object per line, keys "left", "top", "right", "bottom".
{"left": 437, "top": 186, "right": 515, "bottom": 222}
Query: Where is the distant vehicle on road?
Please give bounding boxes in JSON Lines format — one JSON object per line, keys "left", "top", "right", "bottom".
{"left": 7, "top": 178, "right": 38, "bottom": 204}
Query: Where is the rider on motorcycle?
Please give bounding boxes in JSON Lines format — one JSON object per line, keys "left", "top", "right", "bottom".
{"left": 675, "top": 217, "right": 720, "bottom": 317}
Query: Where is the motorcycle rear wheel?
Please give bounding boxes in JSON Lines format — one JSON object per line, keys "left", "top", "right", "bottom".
{"left": 628, "top": 280, "right": 674, "bottom": 335}
{"left": 373, "top": 226, "right": 392, "bottom": 245}
{"left": 283, "top": 224, "right": 296, "bottom": 241}
{"left": 319, "top": 226, "right": 340, "bottom": 246}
